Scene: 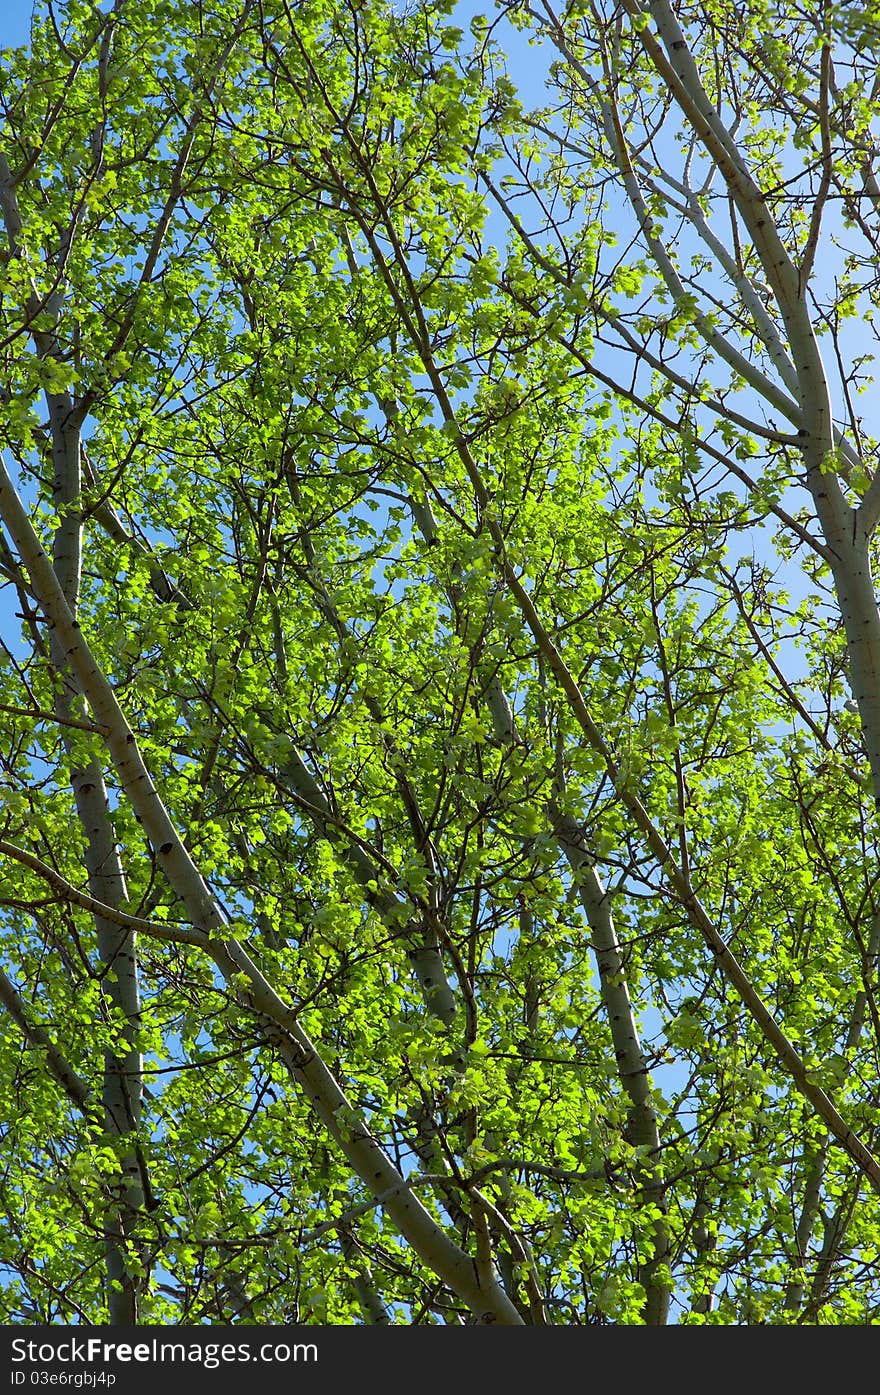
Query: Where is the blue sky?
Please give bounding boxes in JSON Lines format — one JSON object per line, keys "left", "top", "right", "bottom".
{"left": 1, "top": 1, "right": 34, "bottom": 49}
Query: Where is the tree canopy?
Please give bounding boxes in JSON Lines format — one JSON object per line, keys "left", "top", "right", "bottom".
{"left": 2, "top": 0, "right": 880, "bottom": 1325}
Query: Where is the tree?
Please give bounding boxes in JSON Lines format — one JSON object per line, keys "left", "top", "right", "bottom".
{"left": 1, "top": 0, "right": 880, "bottom": 1326}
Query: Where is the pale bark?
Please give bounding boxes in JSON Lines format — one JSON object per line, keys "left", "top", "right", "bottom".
{"left": 550, "top": 806, "right": 670, "bottom": 1324}
{"left": 55, "top": 409, "right": 144, "bottom": 1321}
{"left": 58, "top": 716, "right": 145, "bottom": 1323}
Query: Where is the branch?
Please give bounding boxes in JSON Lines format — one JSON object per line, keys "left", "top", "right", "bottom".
{"left": 0, "top": 839, "right": 208, "bottom": 947}
{"left": 0, "top": 964, "right": 91, "bottom": 1111}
